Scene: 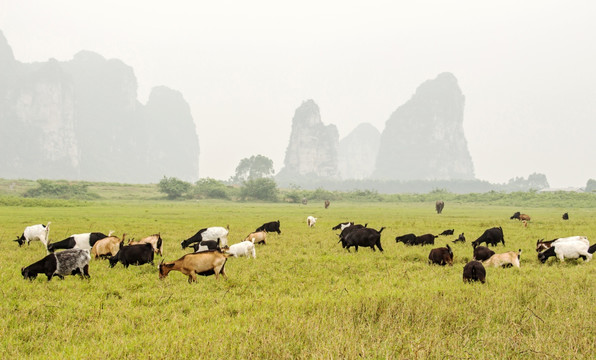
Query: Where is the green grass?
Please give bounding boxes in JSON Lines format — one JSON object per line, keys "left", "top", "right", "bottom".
{"left": 0, "top": 200, "right": 594, "bottom": 359}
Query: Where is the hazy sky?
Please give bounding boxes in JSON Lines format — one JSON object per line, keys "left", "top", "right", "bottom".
{"left": 2, "top": 1, "right": 595, "bottom": 188}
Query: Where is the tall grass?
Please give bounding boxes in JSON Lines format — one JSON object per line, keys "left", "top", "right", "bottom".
{"left": 0, "top": 200, "right": 594, "bottom": 359}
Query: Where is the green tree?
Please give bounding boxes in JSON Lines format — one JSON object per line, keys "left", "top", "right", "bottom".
{"left": 240, "top": 178, "right": 278, "bottom": 201}
{"left": 232, "top": 155, "right": 274, "bottom": 183}
{"left": 158, "top": 176, "right": 191, "bottom": 199}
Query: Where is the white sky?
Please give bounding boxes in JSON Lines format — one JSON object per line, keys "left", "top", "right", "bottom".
{"left": 1, "top": 1, "right": 595, "bottom": 188}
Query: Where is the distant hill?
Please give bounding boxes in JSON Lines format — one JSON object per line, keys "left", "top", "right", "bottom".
{"left": 0, "top": 30, "right": 199, "bottom": 183}
{"left": 373, "top": 72, "right": 475, "bottom": 180}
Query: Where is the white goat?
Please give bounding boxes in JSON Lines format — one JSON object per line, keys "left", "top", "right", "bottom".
{"left": 15, "top": 222, "right": 51, "bottom": 248}
{"left": 538, "top": 237, "right": 591, "bottom": 263}
{"left": 307, "top": 216, "right": 317, "bottom": 228}
{"left": 226, "top": 240, "right": 256, "bottom": 258}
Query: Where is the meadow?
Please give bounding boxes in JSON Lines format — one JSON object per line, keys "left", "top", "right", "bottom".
{"left": 0, "top": 198, "right": 594, "bottom": 359}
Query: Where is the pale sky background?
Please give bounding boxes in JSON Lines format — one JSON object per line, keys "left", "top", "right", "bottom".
{"left": 1, "top": 1, "right": 595, "bottom": 188}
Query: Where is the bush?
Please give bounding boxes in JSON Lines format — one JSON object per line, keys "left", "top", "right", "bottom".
{"left": 23, "top": 180, "right": 100, "bottom": 200}
{"left": 158, "top": 176, "right": 192, "bottom": 199}
{"left": 240, "top": 178, "right": 279, "bottom": 201}
{"left": 194, "top": 178, "right": 231, "bottom": 199}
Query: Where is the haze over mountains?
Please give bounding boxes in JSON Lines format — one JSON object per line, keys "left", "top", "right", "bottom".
{"left": 0, "top": 31, "right": 199, "bottom": 183}
{"left": 0, "top": 30, "right": 557, "bottom": 191}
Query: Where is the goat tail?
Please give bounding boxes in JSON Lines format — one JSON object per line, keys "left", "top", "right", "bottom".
{"left": 378, "top": 227, "right": 385, "bottom": 234}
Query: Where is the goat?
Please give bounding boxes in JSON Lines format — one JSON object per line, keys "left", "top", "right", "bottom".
{"left": 244, "top": 231, "right": 267, "bottom": 245}
{"left": 340, "top": 227, "right": 385, "bottom": 252}
{"left": 47, "top": 232, "right": 109, "bottom": 253}
{"left": 15, "top": 222, "right": 51, "bottom": 249}
{"left": 225, "top": 240, "right": 256, "bottom": 258}
{"left": 471, "top": 227, "right": 504, "bottom": 248}
{"left": 91, "top": 234, "right": 124, "bottom": 259}
{"left": 435, "top": 200, "right": 444, "bottom": 214}
{"left": 538, "top": 237, "right": 591, "bottom": 263}
{"left": 158, "top": 251, "right": 230, "bottom": 283}
{"left": 332, "top": 222, "right": 353, "bottom": 231}
{"left": 395, "top": 233, "right": 437, "bottom": 246}
{"left": 21, "top": 249, "right": 90, "bottom": 281}
{"left": 562, "top": 212, "right": 569, "bottom": 220}
{"left": 180, "top": 226, "right": 229, "bottom": 249}
{"left": 473, "top": 246, "right": 495, "bottom": 262}
{"left": 324, "top": 200, "right": 330, "bottom": 209}
{"left": 192, "top": 239, "right": 221, "bottom": 253}
{"left": 129, "top": 233, "right": 163, "bottom": 256}
{"left": 428, "top": 245, "right": 453, "bottom": 266}
{"left": 536, "top": 236, "right": 585, "bottom": 252}
{"left": 452, "top": 233, "right": 466, "bottom": 243}
{"left": 463, "top": 261, "right": 486, "bottom": 283}
{"left": 510, "top": 211, "right": 531, "bottom": 221}
{"left": 109, "top": 243, "right": 154, "bottom": 268}
{"left": 439, "top": 229, "right": 454, "bottom": 236}
{"left": 255, "top": 220, "right": 281, "bottom": 234}
{"left": 307, "top": 216, "right": 317, "bottom": 228}
{"left": 482, "top": 249, "right": 522, "bottom": 268}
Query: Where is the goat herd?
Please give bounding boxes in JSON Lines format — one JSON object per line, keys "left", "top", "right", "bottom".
{"left": 14, "top": 210, "right": 595, "bottom": 285}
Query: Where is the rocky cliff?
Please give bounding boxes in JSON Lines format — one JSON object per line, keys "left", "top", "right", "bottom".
{"left": 373, "top": 72, "right": 475, "bottom": 180}
{"left": 277, "top": 100, "right": 339, "bottom": 180}
{"left": 338, "top": 123, "right": 380, "bottom": 180}
{"left": 0, "top": 31, "right": 199, "bottom": 183}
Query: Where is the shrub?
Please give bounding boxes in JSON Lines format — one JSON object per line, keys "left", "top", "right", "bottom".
{"left": 194, "top": 178, "right": 231, "bottom": 199}
{"left": 240, "top": 178, "right": 279, "bottom": 201}
{"left": 158, "top": 176, "right": 192, "bottom": 199}
{"left": 23, "top": 179, "right": 100, "bottom": 200}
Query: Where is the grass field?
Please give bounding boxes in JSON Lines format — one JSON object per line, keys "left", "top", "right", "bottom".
{"left": 0, "top": 199, "right": 594, "bottom": 359}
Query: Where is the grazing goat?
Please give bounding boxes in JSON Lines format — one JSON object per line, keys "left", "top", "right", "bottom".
{"left": 439, "top": 229, "right": 454, "bottom": 236}
{"left": 109, "top": 243, "right": 154, "bottom": 268}
{"left": 395, "top": 233, "right": 437, "bottom": 246}
{"left": 337, "top": 224, "right": 367, "bottom": 244}
{"left": 340, "top": 227, "right": 384, "bottom": 252}
{"left": 536, "top": 236, "right": 585, "bottom": 252}
{"left": 463, "top": 261, "right": 486, "bottom": 283}
{"left": 180, "top": 226, "right": 229, "bottom": 249}
{"left": 21, "top": 249, "right": 90, "bottom": 281}
{"left": 225, "top": 240, "right": 256, "bottom": 258}
{"left": 471, "top": 227, "right": 504, "bottom": 248}
{"left": 538, "top": 237, "right": 591, "bottom": 263}
{"left": 482, "top": 249, "right": 522, "bottom": 268}
{"left": 255, "top": 220, "right": 281, "bottom": 234}
{"left": 473, "top": 246, "right": 495, "bottom": 262}
{"left": 307, "top": 216, "right": 317, "bottom": 228}
{"left": 47, "top": 232, "right": 109, "bottom": 253}
{"left": 510, "top": 211, "right": 531, "bottom": 221}
{"left": 129, "top": 233, "right": 163, "bottom": 256}
{"left": 332, "top": 222, "right": 353, "bottom": 231}
{"left": 91, "top": 234, "right": 124, "bottom": 259}
{"left": 428, "top": 245, "right": 453, "bottom": 266}
{"left": 452, "top": 233, "right": 466, "bottom": 243}
{"left": 324, "top": 200, "right": 330, "bottom": 209}
{"left": 244, "top": 231, "right": 267, "bottom": 245}
{"left": 158, "top": 251, "right": 230, "bottom": 283}
{"left": 302, "top": 197, "right": 308, "bottom": 205}
{"left": 15, "top": 222, "right": 51, "bottom": 248}
{"left": 192, "top": 239, "right": 221, "bottom": 252}
{"left": 562, "top": 212, "right": 569, "bottom": 220}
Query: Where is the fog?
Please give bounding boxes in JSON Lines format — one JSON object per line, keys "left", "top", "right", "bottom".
{"left": 1, "top": 1, "right": 595, "bottom": 188}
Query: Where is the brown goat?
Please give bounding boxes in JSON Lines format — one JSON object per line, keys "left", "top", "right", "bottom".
{"left": 91, "top": 234, "right": 125, "bottom": 259}
{"left": 482, "top": 249, "right": 522, "bottom": 268}
{"left": 244, "top": 231, "right": 267, "bottom": 245}
{"left": 158, "top": 251, "right": 230, "bottom": 283}
{"left": 130, "top": 233, "right": 163, "bottom": 256}
{"left": 428, "top": 244, "right": 453, "bottom": 266}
